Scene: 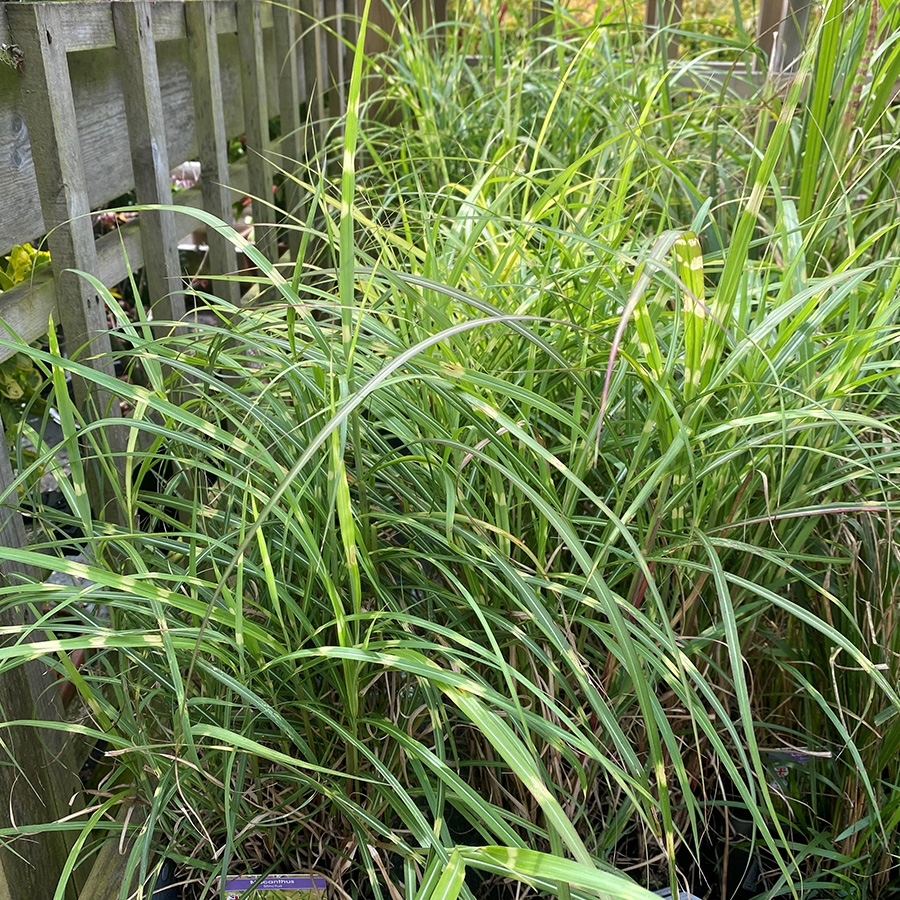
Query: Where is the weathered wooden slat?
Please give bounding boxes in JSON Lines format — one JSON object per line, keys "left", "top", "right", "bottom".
{"left": 34, "top": 1, "right": 116, "bottom": 52}
{"left": 274, "top": 0, "right": 306, "bottom": 260}
{"left": 0, "top": 267, "right": 57, "bottom": 360}
{"left": 343, "top": 0, "right": 361, "bottom": 67}
{"left": 148, "top": 1, "right": 191, "bottom": 44}
{"left": 260, "top": 2, "right": 276, "bottom": 30}
{"left": 0, "top": 226, "right": 147, "bottom": 362}
{"left": 325, "top": 0, "right": 346, "bottom": 118}
{"left": 184, "top": 0, "right": 241, "bottom": 306}
{"left": 312, "top": 0, "right": 329, "bottom": 137}
{"left": 645, "top": 0, "right": 683, "bottom": 59}
{"left": 0, "top": 4, "right": 337, "bottom": 898}
{"left": 7, "top": 5, "right": 121, "bottom": 434}
{"left": 297, "top": 0, "right": 319, "bottom": 113}
{"left": 0, "top": 616, "right": 83, "bottom": 900}
{"left": 238, "top": 1, "right": 278, "bottom": 264}
{"left": 757, "top": 0, "right": 813, "bottom": 73}
{"left": 112, "top": 0, "right": 185, "bottom": 325}
{"left": 0, "top": 414, "right": 81, "bottom": 900}
{"left": 73, "top": 817, "right": 136, "bottom": 900}
{"left": 8, "top": 0, "right": 247, "bottom": 53}
{"left": 0, "top": 422, "right": 29, "bottom": 579}
{"left": 15, "top": 0, "right": 240, "bottom": 53}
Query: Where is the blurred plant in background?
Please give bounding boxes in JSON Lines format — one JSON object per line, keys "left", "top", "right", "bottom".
{"left": 0, "top": 244, "right": 51, "bottom": 467}
{"left": 0, "top": 242, "right": 50, "bottom": 293}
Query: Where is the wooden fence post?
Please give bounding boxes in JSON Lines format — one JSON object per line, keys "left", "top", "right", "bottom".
{"left": 272, "top": 3, "right": 306, "bottom": 260}
{"left": 645, "top": 0, "right": 683, "bottom": 60}
{"left": 297, "top": 0, "right": 322, "bottom": 131}
{"left": 325, "top": 0, "right": 347, "bottom": 118}
{"left": 237, "top": 1, "right": 278, "bottom": 266}
{"left": 312, "top": 0, "right": 329, "bottom": 139}
{"left": 758, "top": 0, "right": 813, "bottom": 73}
{"left": 112, "top": 0, "right": 186, "bottom": 326}
{"left": 362, "top": 0, "right": 446, "bottom": 118}
{"left": 184, "top": 0, "right": 241, "bottom": 307}
{"left": 0, "top": 415, "right": 81, "bottom": 900}
{"left": 0, "top": 616, "right": 83, "bottom": 900}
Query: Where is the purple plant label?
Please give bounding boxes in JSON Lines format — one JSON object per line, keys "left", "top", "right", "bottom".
{"left": 222, "top": 874, "right": 327, "bottom": 897}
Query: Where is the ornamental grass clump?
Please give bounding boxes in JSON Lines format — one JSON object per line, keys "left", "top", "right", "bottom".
{"left": 1, "top": 2, "right": 900, "bottom": 898}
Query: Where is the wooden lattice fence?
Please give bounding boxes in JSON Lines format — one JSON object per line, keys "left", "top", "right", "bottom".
{"left": 0, "top": 2, "right": 348, "bottom": 896}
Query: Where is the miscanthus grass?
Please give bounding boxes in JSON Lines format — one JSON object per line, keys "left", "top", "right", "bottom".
{"left": 1, "top": 2, "right": 899, "bottom": 898}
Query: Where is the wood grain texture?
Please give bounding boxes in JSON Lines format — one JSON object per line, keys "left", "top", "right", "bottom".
{"left": 8, "top": 2, "right": 128, "bottom": 520}
{"left": 274, "top": 0, "right": 306, "bottom": 260}
{"left": 185, "top": 0, "right": 241, "bottom": 306}
{"left": 238, "top": 1, "right": 278, "bottom": 264}
{"left": 112, "top": 0, "right": 185, "bottom": 324}
{"left": 298, "top": 0, "right": 320, "bottom": 119}
{"left": 324, "top": 0, "right": 346, "bottom": 118}
{"left": 0, "top": 159, "right": 251, "bottom": 366}
{"left": 3, "top": 0, "right": 264, "bottom": 52}
{"left": 72, "top": 814, "right": 137, "bottom": 900}
{"left": 0, "top": 412, "right": 29, "bottom": 578}
{"left": 0, "top": 406, "right": 81, "bottom": 899}
{"left": 0, "top": 626, "right": 82, "bottom": 900}
{"left": 0, "top": 267, "right": 57, "bottom": 361}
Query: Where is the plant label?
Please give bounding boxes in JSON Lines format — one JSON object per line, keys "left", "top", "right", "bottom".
{"left": 222, "top": 874, "right": 327, "bottom": 899}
